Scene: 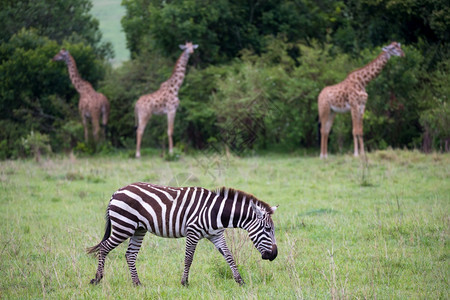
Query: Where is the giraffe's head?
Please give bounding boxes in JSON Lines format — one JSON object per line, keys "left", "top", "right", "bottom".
{"left": 382, "top": 42, "right": 405, "bottom": 58}
{"left": 179, "top": 42, "right": 198, "bottom": 54}
{"left": 52, "top": 48, "right": 70, "bottom": 62}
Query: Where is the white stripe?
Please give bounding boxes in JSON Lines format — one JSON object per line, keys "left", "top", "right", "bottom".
{"left": 216, "top": 193, "right": 228, "bottom": 228}
{"left": 168, "top": 189, "right": 182, "bottom": 237}
{"left": 151, "top": 186, "right": 175, "bottom": 201}
{"left": 176, "top": 187, "right": 194, "bottom": 237}
{"left": 207, "top": 193, "right": 220, "bottom": 228}
{"left": 167, "top": 192, "right": 178, "bottom": 238}
{"left": 109, "top": 199, "right": 151, "bottom": 230}
{"left": 181, "top": 188, "right": 197, "bottom": 236}
{"left": 130, "top": 185, "right": 167, "bottom": 237}
{"left": 186, "top": 189, "right": 206, "bottom": 225}
{"left": 228, "top": 192, "right": 239, "bottom": 228}
{"left": 109, "top": 211, "right": 136, "bottom": 234}
{"left": 115, "top": 190, "right": 161, "bottom": 236}
{"left": 108, "top": 208, "right": 138, "bottom": 228}
{"left": 237, "top": 196, "right": 246, "bottom": 228}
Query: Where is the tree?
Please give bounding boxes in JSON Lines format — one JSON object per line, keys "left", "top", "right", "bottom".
{"left": 121, "top": 0, "right": 343, "bottom": 64}
{"left": 0, "top": 0, "right": 112, "bottom": 58}
{"left": 0, "top": 29, "right": 107, "bottom": 158}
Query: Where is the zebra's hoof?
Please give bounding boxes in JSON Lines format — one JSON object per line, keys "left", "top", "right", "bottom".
{"left": 181, "top": 279, "right": 189, "bottom": 287}
{"left": 90, "top": 279, "right": 98, "bottom": 285}
{"left": 133, "top": 280, "right": 142, "bottom": 286}
{"left": 236, "top": 277, "right": 245, "bottom": 286}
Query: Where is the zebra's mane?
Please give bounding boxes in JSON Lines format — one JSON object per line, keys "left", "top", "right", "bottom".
{"left": 214, "top": 187, "right": 274, "bottom": 214}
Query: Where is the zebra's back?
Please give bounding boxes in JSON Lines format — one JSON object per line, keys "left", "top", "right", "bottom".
{"left": 109, "top": 182, "right": 214, "bottom": 238}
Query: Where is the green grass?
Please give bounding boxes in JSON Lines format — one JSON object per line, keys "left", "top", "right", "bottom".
{"left": 91, "top": 0, "right": 129, "bottom": 66}
{"left": 1, "top": 149, "right": 449, "bottom": 299}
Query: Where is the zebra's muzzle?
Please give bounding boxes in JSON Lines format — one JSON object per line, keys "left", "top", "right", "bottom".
{"left": 262, "top": 244, "right": 278, "bottom": 261}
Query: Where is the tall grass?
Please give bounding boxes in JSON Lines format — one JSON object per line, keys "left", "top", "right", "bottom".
{"left": 0, "top": 149, "right": 448, "bottom": 298}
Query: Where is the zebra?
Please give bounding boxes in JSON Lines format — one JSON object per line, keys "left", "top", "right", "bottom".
{"left": 87, "top": 182, "right": 278, "bottom": 286}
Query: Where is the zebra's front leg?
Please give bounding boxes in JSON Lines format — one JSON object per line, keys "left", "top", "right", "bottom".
{"left": 125, "top": 228, "right": 147, "bottom": 286}
{"left": 208, "top": 233, "right": 244, "bottom": 285}
{"left": 181, "top": 231, "right": 201, "bottom": 286}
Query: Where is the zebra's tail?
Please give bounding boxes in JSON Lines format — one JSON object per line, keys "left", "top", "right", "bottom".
{"left": 86, "top": 210, "right": 112, "bottom": 255}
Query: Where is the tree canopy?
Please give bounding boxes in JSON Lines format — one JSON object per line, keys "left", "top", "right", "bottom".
{"left": 0, "top": 0, "right": 112, "bottom": 58}
{"left": 0, "top": 0, "right": 448, "bottom": 159}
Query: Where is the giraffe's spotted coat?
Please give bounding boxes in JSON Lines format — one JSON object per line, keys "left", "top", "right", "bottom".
{"left": 52, "top": 49, "right": 110, "bottom": 143}
{"left": 134, "top": 42, "right": 198, "bottom": 158}
{"left": 317, "top": 42, "right": 404, "bottom": 158}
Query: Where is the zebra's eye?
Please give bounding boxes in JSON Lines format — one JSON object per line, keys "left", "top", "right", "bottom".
{"left": 264, "top": 226, "right": 271, "bottom": 233}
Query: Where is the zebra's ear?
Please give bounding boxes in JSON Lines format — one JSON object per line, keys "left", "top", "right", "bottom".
{"left": 250, "top": 201, "right": 264, "bottom": 219}
{"left": 270, "top": 205, "right": 279, "bottom": 214}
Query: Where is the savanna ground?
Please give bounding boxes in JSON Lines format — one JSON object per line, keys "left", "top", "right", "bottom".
{"left": 0, "top": 149, "right": 448, "bottom": 299}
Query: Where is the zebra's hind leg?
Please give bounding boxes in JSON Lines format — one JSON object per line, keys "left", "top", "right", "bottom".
{"left": 125, "top": 228, "right": 147, "bottom": 286}
{"left": 90, "top": 232, "right": 131, "bottom": 284}
{"left": 208, "top": 232, "right": 244, "bottom": 285}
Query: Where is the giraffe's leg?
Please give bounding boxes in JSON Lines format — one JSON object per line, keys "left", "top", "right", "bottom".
{"left": 320, "top": 110, "right": 335, "bottom": 159}
{"left": 81, "top": 115, "right": 89, "bottom": 142}
{"left": 101, "top": 104, "right": 109, "bottom": 141}
{"left": 136, "top": 113, "right": 150, "bottom": 158}
{"left": 319, "top": 109, "right": 328, "bottom": 159}
{"left": 125, "top": 228, "right": 147, "bottom": 286}
{"left": 167, "top": 110, "right": 176, "bottom": 154}
{"left": 208, "top": 232, "right": 244, "bottom": 285}
{"left": 90, "top": 227, "right": 134, "bottom": 285}
{"left": 357, "top": 105, "right": 366, "bottom": 157}
{"left": 351, "top": 107, "right": 361, "bottom": 157}
{"left": 181, "top": 230, "right": 201, "bottom": 286}
{"left": 92, "top": 116, "right": 100, "bottom": 143}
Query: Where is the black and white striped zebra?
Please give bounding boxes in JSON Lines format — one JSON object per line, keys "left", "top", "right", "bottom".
{"left": 87, "top": 182, "right": 278, "bottom": 286}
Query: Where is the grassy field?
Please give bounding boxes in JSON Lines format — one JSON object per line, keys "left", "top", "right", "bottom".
{"left": 1, "top": 149, "right": 448, "bottom": 299}
{"left": 91, "top": 0, "right": 129, "bottom": 66}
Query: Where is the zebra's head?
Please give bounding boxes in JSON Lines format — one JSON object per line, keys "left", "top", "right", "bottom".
{"left": 248, "top": 201, "right": 278, "bottom": 261}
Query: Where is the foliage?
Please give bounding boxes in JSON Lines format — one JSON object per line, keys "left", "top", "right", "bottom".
{"left": 99, "top": 49, "right": 173, "bottom": 149}
{"left": 419, "top": 58, "right": 450, "bottom": 152}
{"left": 20, "top": 130, "right": 52, "bottom": 162}
{"left": 121, "top": 0, "right": 344, "bottom": 64}
{"left": 1, "top": 0, "right": 449, "bottom": 158}
{"left": 355, "top": 45, "right": 424, "bottom": 150}
{"left": 0, "top": 0, "right": 113, "bottom": 58}
{"left": 0, "top": 29, "right": 108, "bottom": 158}
{"left": 332, "top": 0, "right": 450, "bottom": 55}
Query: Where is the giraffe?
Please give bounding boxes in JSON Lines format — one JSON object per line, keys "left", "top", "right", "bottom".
{"left": 52, "top": 49, "right": 110, "bottom": 143}
{"left": 134, "top": 42, "right": 198, "bottom": 158}
{"left": 318, "top": 42, "right": 404, "bottom": 159}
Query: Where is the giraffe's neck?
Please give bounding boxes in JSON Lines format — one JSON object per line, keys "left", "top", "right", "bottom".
{"left": 168, "top": 50, "right": 190, "bottom": 93}
{"left": 64, "top": 54, "right": 91, "bottom": 95}
{"left": 348, "top": 52, "right": 390, "bottom": 86}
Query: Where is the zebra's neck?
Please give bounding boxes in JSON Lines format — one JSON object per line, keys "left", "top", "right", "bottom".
{"left": 213, "top": 187, "right": 268, "bottom": 230}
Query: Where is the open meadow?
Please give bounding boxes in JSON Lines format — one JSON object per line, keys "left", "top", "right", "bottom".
{"left": 0, "top": 149, "right": 448, "bottom": 299}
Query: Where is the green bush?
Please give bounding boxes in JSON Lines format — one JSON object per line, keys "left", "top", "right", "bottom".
{"left": 21, "top": 131, "right": 51, "bottom": 162}
{"left": 0, "top": 29, "right": 108, "bottom": 159}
